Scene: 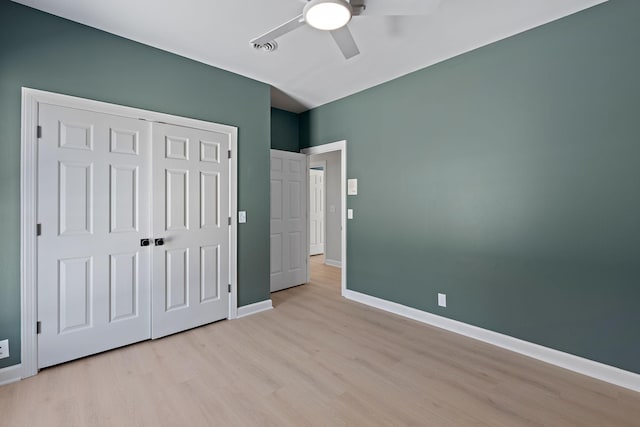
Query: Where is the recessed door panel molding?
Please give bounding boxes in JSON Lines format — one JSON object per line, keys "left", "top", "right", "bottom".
{"left": 110, "top": 165, "right": 139, "bottom": 233}
{"left": 166, "top": 248, "right": 189, "bottom": 311}
{"left": 165, "top": 136, "right": 189, "bottom": 160}
{"left": 109, "top": 252, "right": 139, "bottom": 321}
{"left": 270, "top": 150, "right": 308, "bottom": 292}
{"left": 166, "top": 169, "right": 189, "bottom": 231}
{"left": 27, "top": 89, "right": 237, "bottom": 375}
{"left": 288, "top": 159, "right": 301, "bottom": 173}
{"left": 110, "top": 128, "right": 139, "bottom": 156}
{"left": 109, "top": 252, "right": 139, "bottom": 322}
{"left": 271, "top": 179, "right": 283, "bottom": 220}
{"left": 271, "top": 157, "right": 283, "bottom": 172}
{"left": 200, "top": 140, "right": 220, "bottom": 163}
{"left": 200, "top": 171, "right": 219, "bottom": 229}
{"left": 287, "top": 231, "right": 302, "bottom": 271}
{"left": 270, "top": 234, "right": 283, "bottom": 275}
{"left": 58, "top": 256, "right": 92, "bottom": 333}
{"left": 200, "top": 245, "right": 220, "bottom": 302}
{"left": 59, "top": 121, "right": 93, "bottom": 151}
{"left": 59, "top": 161, "right": 93, "bottom": 236}
{"left": 288, "top": 181, "right": 302, "bottom": 219}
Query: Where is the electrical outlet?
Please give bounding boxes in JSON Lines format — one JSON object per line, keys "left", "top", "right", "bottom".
{"left": 438, "top": 293, "right": 447, "bottom": 308}
{"left": 0, "top": 339, "right": 9, "bottom": 359}
{"left": 238, "top": 211, "right": 247, "bottom": 223}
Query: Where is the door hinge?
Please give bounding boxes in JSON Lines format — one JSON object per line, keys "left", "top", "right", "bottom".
{"left": 228, "top": 150, "right": 232, "bottom": 159}
{"left": 228, "top": 217, "right": 232, "bottom": 226}
{"left": 37, "top": 126, "right": 42, "bottom": 138}
{"left": 36, "top": 321, "right": 41, "bottom": 334}
{"left": 36, "top": 223, "right": 42, "bottom": 236}
{"left": 228, "top": 284, "right": 231, "bottom": 293}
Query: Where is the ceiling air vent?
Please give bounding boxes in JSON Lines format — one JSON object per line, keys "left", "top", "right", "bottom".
{"left": 253, "top": 41, "right": 278, "bottom": 52}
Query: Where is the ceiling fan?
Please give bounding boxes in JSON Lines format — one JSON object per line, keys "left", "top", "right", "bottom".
{"left": 250, "top": 0, "right": 442, "bottom": 59}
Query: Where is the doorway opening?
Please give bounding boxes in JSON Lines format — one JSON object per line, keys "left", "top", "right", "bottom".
{"left": 302, "top": 141, "right": 347, "bottom": 296}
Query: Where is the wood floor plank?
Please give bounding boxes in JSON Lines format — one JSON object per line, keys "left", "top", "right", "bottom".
{"left": 0, "top": 254, "right": 638, "bottom": 426}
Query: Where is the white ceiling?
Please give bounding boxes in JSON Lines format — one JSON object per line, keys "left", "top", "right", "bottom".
{"left": 14, "top": 0, "right": 606, "bottom": 112}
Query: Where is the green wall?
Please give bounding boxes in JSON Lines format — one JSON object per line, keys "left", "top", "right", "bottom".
{"left": 301, "top": 0, "right": 640, "bottom": 373}
{"left": 271, "top": 108, "right": 300, "bottom": 152}
{"left": 0, "top": 2, "right": 271, "bottom": 369}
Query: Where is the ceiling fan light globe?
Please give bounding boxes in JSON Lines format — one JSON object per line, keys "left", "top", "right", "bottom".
{"left": 304, "top": 0, "right": 352, "bottom": 31}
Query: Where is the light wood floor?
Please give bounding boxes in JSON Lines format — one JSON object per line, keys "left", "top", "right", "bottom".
{"left": 1, "top": 256, "right": 638, "bottom": 426}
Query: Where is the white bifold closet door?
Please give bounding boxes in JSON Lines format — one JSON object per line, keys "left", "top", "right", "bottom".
{"left": 37, "top": 104, "right": 152, "bottom": 368}
{"left": 151, "top": 123, "right": 230, "bottom": 339}
{"left": 37, "top": 104, "right": 231, "bottom": 368}
{"left": 270, "top": 150, "right": 308, "bottom": 292}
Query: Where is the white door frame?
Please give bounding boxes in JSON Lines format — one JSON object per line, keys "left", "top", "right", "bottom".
{"left": 301, "top": 141, "right": 347, "bottom": 296}
{"left": 20, "top": 87, "right": 238, "bottom": 379}
{"left": 309, "top": 160, "right": 326, "bottom": 256}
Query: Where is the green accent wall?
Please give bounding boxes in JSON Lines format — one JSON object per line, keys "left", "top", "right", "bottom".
{"left": 0, "top": 2, "right": 271, "bottom": 369}
{"left": 301, "top": 0, "right": 640, "bottom": 373}
{"left": 271, "top": 108, "right": 300, "bottom": 152}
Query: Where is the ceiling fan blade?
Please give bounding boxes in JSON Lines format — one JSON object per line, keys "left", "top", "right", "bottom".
{"left": 330, "top": 26, "right": 360, "bottom": 59}
{"left": 250, "top": 14, "right": 305, "bottom": 45}
{"left": 358, "top": 0, "right": 442, "bottom": 16}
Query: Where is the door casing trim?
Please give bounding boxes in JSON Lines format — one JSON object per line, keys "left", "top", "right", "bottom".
{"left": 301, "top": 140, "right": 347, "bottom": 296}
{"left": 20, "top": 87, "right": 238, "bottom": 379}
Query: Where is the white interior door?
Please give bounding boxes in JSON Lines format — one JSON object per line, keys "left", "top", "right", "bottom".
{"left": 309, "top": 168, "right": 325, "bottom": 255}
{"left": 151, "top": 122, "right": 230, "bottom": 338}
{"left": 270, "top": 150, "right": 308, "bottom": 292}
{"left": 37, "top": 103, "right": 151, "bottom": 368}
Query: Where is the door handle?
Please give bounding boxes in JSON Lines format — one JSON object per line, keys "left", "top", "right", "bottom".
{"left": 154, "top": 238, "right": 165, "bottom": 246}
{"left": 140, "top": 238, "right": 151, "bottom": 247}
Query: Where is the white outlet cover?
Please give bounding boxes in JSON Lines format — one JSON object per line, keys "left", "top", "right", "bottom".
{"left": 238, "top": 211, "right": 247, "bottom": 223}
{"left": 438, "top": 293, "right": 447, "bottom": 307}
{"left": 347, "top": 209, "right": 354, "bottom": 219}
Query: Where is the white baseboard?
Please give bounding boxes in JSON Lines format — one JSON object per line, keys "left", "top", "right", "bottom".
{"left": 324, "top": 258, "right": 342, "bottom": 268}
{"left": 0, "top": 364, "right": 22, "bottom": 386}
{"left": 344, "top": 289, "right": 640, "bottom": 392}
{"left": 237, "top": 299, "right": 273, "bottom": 318}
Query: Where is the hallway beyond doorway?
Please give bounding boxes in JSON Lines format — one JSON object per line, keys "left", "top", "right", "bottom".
{"left": 308, "top": 255, "right": 341, "bottom": 295}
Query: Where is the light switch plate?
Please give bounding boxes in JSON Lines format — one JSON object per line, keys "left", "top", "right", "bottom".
{"left": 347, "top": 179, "right": 358, "bottom": 195}
{"left": 238, "top": 211, "right": 247, "bottom": 223}
{"left": 0, "top": 339, "right": 9, "bottom": 359}
{"left": 347, "top": 209, "right": 354, "bottom": 219}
